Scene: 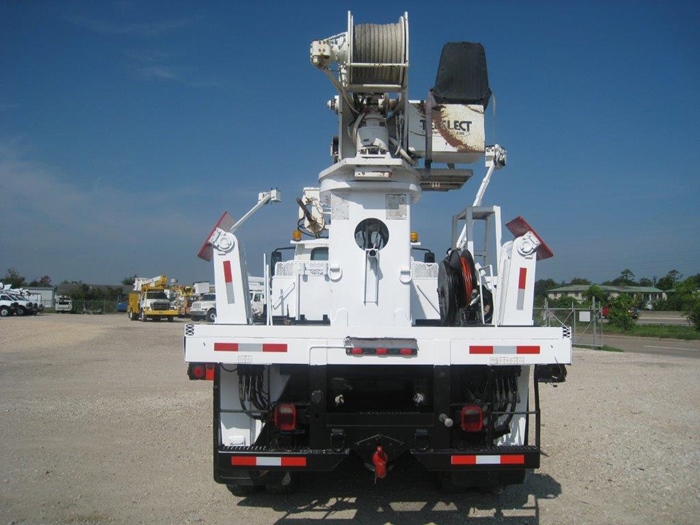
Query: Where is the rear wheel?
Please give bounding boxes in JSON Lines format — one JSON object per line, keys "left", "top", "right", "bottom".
{"left": 16, "top": 306, "right": 26, "bottom": 317}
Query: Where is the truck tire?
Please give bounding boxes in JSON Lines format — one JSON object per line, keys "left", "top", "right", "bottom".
{"left": 16, "top": 306, "right": 26, "bottom": 317}
{"left": 0, "top": 306, "right": 10, "bottom": 317}
{"left": 139, "top": 310, "right": 146, "bottom": 322}
{"left": 206, "top": 309, "right": 216, "bottom": 323}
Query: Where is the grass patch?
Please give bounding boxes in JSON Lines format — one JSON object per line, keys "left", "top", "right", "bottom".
{"left": 603, "top": 323, "right": 700, "bottom": 340}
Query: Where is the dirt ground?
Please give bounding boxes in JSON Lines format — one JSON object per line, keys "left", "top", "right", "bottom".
{"left": 1, "top": 314, "right": 698, "bottom": 524}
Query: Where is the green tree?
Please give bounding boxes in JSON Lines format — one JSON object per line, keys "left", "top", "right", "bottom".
{"left": 685, "top": 273, "right": 700, "bottom": 288}
{"left": 2, "top": 268, "right": 26, "bottom": 288}
{"left": 585, "top": 285, "right": 608, "bottom": 305}
{"left": 534, "top": 278, "right": 559, "bottom": 306}
{"left": 28, "top": 275, "right": 52, "bottom": 287}
{"left": 607, "top": 294, "right": 635, "bottom": 330}
{"left": 610, "top": 269, "right": 636, "bottom": 286}
{"left": 568, "top": 277, "right": 591, "bottom": 285}
{"left": 121, "top": 274, "right": 137, "bottom": 286}
{"left": 686, "top": 298, "right": 700, "bottom": 331}
{"left": 657, "top": 270, "right": 682, "bottom": 291}
{"left": 547, "top": 296, "right": 578, "bottom": 308}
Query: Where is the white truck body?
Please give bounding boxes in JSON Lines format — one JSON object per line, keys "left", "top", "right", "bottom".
{"left": 184, "top": 12, "right": 571, "bottom": 494}
{"left": 55, "top": 295, "right": 73, "bottom": 313}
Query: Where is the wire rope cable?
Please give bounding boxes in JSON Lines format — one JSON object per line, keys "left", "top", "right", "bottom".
{"left": 351, "top": 21, "right": 405, "bottom": 86}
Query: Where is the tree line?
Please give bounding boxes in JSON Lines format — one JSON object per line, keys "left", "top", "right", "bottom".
{"left": 1, "top": 268, "right": 136, "bottom": 302}
{"left": 4, "top": 267, "right": 699, "bottom": 330}
{"left": 535, "top": 269, "right": 700, "bottom": 330}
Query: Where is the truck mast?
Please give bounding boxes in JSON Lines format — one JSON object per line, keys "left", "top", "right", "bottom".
{"left": 185, "top": 12, "right": 571, "bottom": 494}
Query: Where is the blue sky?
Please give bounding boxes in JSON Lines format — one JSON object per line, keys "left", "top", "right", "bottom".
{"left": 1, "top": 0, "right": 698, "bottom": 286}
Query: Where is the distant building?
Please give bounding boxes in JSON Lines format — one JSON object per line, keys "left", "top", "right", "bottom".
{"left": 546, "top": 285, "right": 665, "bottom": 304}
{"left": 23, "top": 286, "right": 55, "bottom": 309}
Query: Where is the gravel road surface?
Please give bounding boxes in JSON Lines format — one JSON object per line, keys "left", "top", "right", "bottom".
{"left": 1, "top": 315, "right": 698, "bottom": 524}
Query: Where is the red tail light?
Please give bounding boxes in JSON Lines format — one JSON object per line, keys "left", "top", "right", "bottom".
{"left": 273, "top": 404, "right": 297, "bottom": 432}
{"left": 460, "top": 405, "right": 483, "bottom": 432}
{"left": 188, "top": 363, "right": 214, "bottom": 380}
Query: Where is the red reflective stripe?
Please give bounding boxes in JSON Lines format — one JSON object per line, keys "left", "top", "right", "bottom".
{"left": 262, "top": 343, "right": 287, "bottom": 353}
{"left": 231, "top": 456, "right": 257, "bottom": 466}
{"left": 501, "top": 454, "right": 525, "bottom": 465}
{"left": 400, "top": 348, "right": 414, "bottom": 355}
{"left": 470, "top": 346, "right": 494, "bottom": 354}
{"left": 518, "top": 267, "right": 527, "bottom": 289}
{"left": 350, "top": 347, "right": 363, "bottom": 355}
{"left": 214, "top": 342, "right": 238, "bottom": 352}
{"left": 376, "top": 347, "right": 388, "bottom": 355}
{"left": 516, "top": 346, "right": 540, "bottom": 354}
{"left": 451, "top": 455, "right": 477, "bottom": 465}
{"left": 223, "top": 260, "right": 233, "bottom": 283}
{"left": 281, "top": 457, "right": 307, "bottom": 467}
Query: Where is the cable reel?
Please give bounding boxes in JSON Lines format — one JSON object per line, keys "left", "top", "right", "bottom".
{"left": 437, "top": 248, "right": 486, "bottom": 326}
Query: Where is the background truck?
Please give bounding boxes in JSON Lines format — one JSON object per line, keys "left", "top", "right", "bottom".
{"left": 189, "top": 292, "right": 217, "bottom": 323}
{"left": 184, "top": 12, "right": 571, "bottom": 495}
{"left": 127, "top": 275, "right": 179, "bottom": 322}
{"left": 55, "top": 295, "right": 73, "bottom": 313}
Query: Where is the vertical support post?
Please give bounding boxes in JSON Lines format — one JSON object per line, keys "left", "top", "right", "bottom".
{"left": 309, "top": 366, "right": 327, "bottom": 449}
{"left": 433, "top": 366, "right": 451, "bottom": 449}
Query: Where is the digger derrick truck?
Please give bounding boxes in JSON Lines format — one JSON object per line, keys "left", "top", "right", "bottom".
{"left": 184, "top": 12, "right": 571, "bottom": 494}
{"left": 128, "top": 275, "right": 179, "bottom": 322}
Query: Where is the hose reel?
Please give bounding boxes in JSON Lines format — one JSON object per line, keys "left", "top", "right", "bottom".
{"left": 438, "top": 248, "right": 492, "bottom": 326}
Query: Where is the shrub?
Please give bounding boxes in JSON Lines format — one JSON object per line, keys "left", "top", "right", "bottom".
{"left": 686, "top": 299, "right": 700, "bottom": 331}
{"left": 607, "top": 295, "right": 635, "bottom": 331}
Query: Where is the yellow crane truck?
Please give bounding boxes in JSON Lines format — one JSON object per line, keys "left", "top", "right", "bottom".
{"left": 127, "top": 275, "right": 179, "bottom": 322}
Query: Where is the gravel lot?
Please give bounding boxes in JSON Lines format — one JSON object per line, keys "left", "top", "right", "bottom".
{"left": 1, "top": 315, "right": 698, "bottom": 524}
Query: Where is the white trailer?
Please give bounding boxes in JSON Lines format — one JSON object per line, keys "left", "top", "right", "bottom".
{"left": 184, "top": 12, "right": 571, "bottom": 494}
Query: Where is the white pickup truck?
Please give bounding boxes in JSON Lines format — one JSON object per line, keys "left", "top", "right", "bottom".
{"left": 189, "top": 293, "right": 216, "bottom": 322}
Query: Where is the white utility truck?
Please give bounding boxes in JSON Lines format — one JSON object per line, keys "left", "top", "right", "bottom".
{"left": 185, "top": 12, "right": 571, "bottom": 494}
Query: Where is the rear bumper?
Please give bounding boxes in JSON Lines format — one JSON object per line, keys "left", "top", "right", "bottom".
{"left": 214, "top": 445, "right": 536, "bottom": 484}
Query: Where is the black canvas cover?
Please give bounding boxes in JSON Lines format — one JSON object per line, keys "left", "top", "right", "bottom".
{"left": 433, "top": 42, "right": 491, "bottom": 107}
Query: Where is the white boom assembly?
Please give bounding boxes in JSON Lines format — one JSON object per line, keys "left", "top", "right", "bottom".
{"left": 184, "top": 12, "right": 571, "bottom": 495}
